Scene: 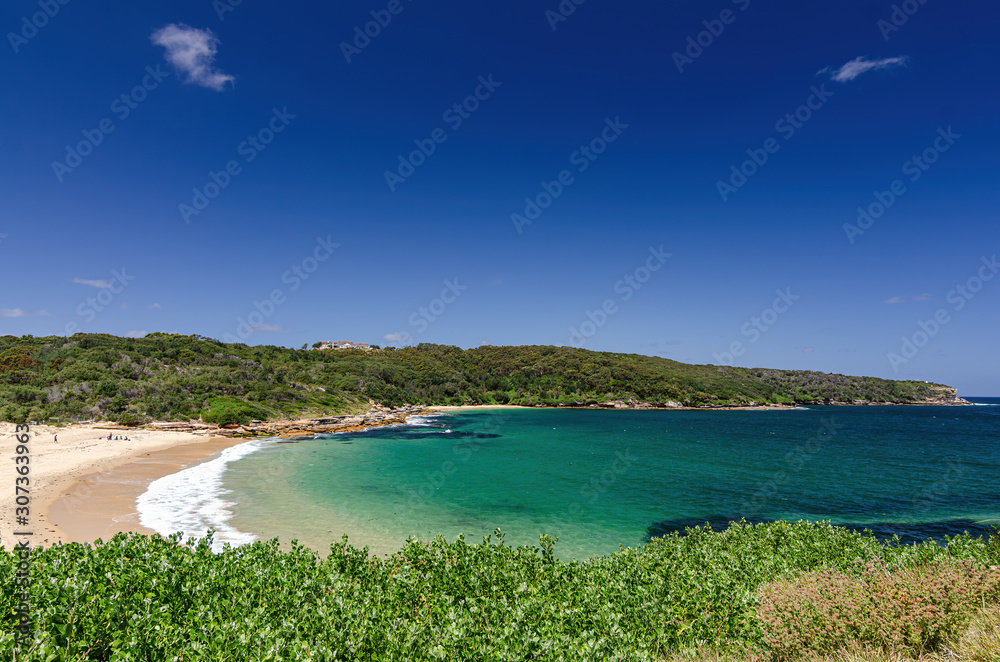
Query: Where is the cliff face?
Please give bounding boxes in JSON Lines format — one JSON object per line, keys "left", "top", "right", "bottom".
{"left": 914, "top": 386, "right": 971, "bottom": 405}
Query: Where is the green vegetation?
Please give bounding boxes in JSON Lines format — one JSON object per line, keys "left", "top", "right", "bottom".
{"left": 2, "top": 521, "right": 998, "bottom": 660}
{"left": 0, "top": 333, "right": 952, "bottom": 424}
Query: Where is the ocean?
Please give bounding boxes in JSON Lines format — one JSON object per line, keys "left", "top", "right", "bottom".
{"left": 137, "top": 398, "right": 1000, "bottom": 559}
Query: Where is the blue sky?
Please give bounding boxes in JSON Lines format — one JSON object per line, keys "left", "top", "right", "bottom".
{"left": 1, "top": 0, "right": 998, "bottom": 394}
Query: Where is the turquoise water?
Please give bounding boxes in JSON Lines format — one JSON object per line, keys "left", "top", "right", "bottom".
{"left": 220, "top": 400, "right": 1000, "bottom": 559}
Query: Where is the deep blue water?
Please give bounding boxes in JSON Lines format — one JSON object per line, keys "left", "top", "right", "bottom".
{"left": 218, "top": 399, "right": 1000, "bottom": 559}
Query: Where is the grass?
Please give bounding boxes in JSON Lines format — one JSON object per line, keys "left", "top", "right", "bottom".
{"left": 2, "top": 520, "right": 998, "bottom": 660}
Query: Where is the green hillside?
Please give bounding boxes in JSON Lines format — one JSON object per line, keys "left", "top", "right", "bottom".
{"left": 0, "top": 333, "right": 954, "bottom": 424}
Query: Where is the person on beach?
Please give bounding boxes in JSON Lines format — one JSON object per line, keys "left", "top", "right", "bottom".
{"left": 54, "top": 434, "right": 57, "bottom": 443}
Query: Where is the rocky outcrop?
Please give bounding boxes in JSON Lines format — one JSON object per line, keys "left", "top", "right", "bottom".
{"left": 912, "top": 386, "right": 971, "bottom": 406}
{"left": 214, "top": 404, "right": 429, "bottom": 438}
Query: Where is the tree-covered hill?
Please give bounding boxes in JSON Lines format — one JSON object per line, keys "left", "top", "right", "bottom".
{"left": 0, "top": 333, "right": 956, "bottom": 424}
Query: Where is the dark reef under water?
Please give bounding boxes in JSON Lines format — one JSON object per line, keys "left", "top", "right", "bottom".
{"left": 646, "top": 515, "right": 1000, "bottom": 545}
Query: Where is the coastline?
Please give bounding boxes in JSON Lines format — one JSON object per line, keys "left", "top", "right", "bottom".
{"left": 3, "top": 397, "right": 972, "bottom": 550}
{"left": 0, "top": 422, "right": 239, "bottom": 549}
{"left": 48, "top": 435, "right": 252, "bottom": 546}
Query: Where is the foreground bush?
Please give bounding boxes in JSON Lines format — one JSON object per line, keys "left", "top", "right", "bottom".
{"left": 1, "top": 521, "right": 998, "bottom": 660}
{"left": 757, "top": 559, "right": 1000, "bottom": 658}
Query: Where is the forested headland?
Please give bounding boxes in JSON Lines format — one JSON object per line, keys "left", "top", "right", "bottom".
{"left": 0, "top": 333, "right": 958, "bottom": 425}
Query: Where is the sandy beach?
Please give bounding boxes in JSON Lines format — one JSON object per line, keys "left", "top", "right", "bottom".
{"left": 0, "top": 422, "right": 244, "bottom": 550}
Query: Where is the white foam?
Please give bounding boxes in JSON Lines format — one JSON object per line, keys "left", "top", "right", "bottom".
{"left": 405, "top": 414, "right": 443, "bottom": 427}
{"left": 137, "top": 438, "right": 268, "bottom": 552}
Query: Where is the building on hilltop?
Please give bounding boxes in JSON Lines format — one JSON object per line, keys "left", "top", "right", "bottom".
{"left": 313, "top": 340, "right": 371, "bottom": 351}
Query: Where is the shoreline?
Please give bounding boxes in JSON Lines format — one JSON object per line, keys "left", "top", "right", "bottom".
{"left": 4, "top": 398, "right": 973, "bottom": 550}
{"left": 0, "top": 422, "right": 239, "bottom": 549}
{"left": 48, "top": 435, "right": 253, "bottom": 546}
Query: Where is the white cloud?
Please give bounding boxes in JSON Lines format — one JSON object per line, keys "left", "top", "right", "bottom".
{"left": 824, "top": 56, "right": 908, "bottom": 83}
{"left": 148, "top": 303, "right": 162, "bottom": 310}
{"left": 0, "top": 308, "right": 49, "bottom": 317}
{"left": 151, "top": 24, "right": 234, "bottom": 91}
{"left": 884, "top": 296, "right": 903, "bottom": 304}
{"left": 803, "top": 347, "right": 814, "bottom": 354}
{"left": 74, "top": 277, "right": 111, "bottom": 288}
{"left": 124, "top": 330, "right": 148, "bottom": 338}
{"left": 250, "top": 323, "right": 290, "bottom": 333}
{"left": 382, "top": 332, "right": 414, "bottom": 344}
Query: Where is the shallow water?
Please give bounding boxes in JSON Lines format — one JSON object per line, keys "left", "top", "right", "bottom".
{"left": 143, "top": 399, "right": 1000, "bottom": 559}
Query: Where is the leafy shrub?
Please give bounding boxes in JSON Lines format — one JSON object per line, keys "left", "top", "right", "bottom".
{"left": 2, "top": 521, "right": 999, "bottom": 660}
{"left": 756, "top": 558, "right": 1000, "bottom": 658}
{"left": 116, "top": 411, "right": 147, "bottom": 427}
{"left": 201, "top": 397, "right": 271, "bottom": 426}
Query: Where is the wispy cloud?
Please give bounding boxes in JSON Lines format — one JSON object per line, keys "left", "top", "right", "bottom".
{"left": 73, "top": 277, "right": 111, "bottom": 288}
{"left": 250, "top": 323, "right": 290, "bottom": 333}
{"left": 1, "top": 308, "right": 49, "bottom": 318}
{"left": 148, "top": 303, "right": 162, "bottom": 310}
{"left": 124, "top": 330, "right": 148, "bottom": 338}
{"left": 151, "top": 24, "right": 234, "bottom": 91}
{"left": 822, "top": 56, "right": 908, "bottom": 83}
{"left": 383, "top": 332, "right": 414, "bottom": 344}
{"left": 885, "top": 293, "right": 933, "bottom": 304}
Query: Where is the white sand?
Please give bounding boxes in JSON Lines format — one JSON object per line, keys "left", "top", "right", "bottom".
{"left": 0, "top": 422, "right": 228, "bottom": 549}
